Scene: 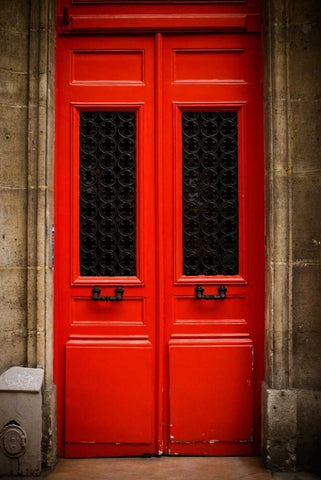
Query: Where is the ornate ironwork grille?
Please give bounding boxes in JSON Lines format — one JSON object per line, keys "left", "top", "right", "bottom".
{"left": 79, "top": 111, "right": 136, "bottom": 277}
{"left": 182, "top": 111, "right": 239, "bottom": 276}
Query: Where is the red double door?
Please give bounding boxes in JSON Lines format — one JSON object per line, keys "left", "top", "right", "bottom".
{"left": 55, "top": 33, "right": 264, "bottom": 457}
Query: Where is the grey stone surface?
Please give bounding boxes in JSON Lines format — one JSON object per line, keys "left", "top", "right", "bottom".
{"left": 292, "top": 174, "right": 321, "bottom": 263}
{"left": 262, "top": 385, "right": 297, "bottom": 472}
{"left": 0, "top": 367, "right": 44, "bottom": 392}
{"left": 290, "top": 100, "right": 321, "bottom": 174}
{"left": 0, "top": 107, "right": 28, "bottom": 187}
{"left": 297, "top": 391, "right": 321, "bottom": 475}
{"left": 0, "top": 368, "right": 44, "bottom": 476}
{"left": 0, "top": 190, "right": 27, "bottom": 267}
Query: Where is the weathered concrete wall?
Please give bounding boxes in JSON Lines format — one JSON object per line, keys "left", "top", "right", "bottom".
{"left": 0, "top": 1, "right": 29, "bottom": 370}
{"left": 263, "top": 0, "right": 321, "bottom": 474}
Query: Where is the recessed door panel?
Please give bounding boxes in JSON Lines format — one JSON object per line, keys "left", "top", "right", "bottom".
{"left": 169, "top": 339, "right": 253, "bottom": 443}
{"left": 65, "top": 340, "right": 154, "bottom": 445}
{"left": 55, "top": 31, "right": 264, "bottom": 457}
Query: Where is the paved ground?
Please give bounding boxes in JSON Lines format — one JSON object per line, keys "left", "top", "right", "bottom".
{"left": 41, "top": 457, "right": 320, "bottom": 480}
{"left": 274, "top": 474, "right": 321, "bottom": 480}
{"left": 44, "top": 457, "right": 272, "bottom": 479}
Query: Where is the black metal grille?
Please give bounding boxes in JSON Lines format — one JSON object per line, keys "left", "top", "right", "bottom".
{"left": 182, "top": 111, "right": 239, "bottom": 276}
{"left": 79, "top": 111, "right": 136, "bottom": 277}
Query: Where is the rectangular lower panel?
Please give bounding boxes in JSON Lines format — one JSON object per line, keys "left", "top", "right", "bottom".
{"left": 65, "top": 340, "right": 154, "bottom": 445}
{"left": 169, "top": 338, "right": 253, "bottom": 444}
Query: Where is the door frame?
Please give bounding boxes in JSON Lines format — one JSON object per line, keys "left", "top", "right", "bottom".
{"left": 54, "top": 0, "right": 264, "bottom": 457}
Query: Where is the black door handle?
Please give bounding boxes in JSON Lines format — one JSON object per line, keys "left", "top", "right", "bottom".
{"left": 92, "top": 286, "right": 124, "bottom": 301}
{"left": 195, "top": 285, "right": 227, "bottom": 300}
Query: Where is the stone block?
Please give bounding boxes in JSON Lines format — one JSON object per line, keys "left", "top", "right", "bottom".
{"left": 0, "top": 189, "right": 27, "bottom": 267}
{"left": 0, "top": 331, "right": 26, "bottom": 373}
{"left": 0, "top": 106, "right": 28, "bottom": 187}
{"left": 262, "top": 384, "right": 297, "bottom": 471}
{"left": 288, "top": 23, "right": 321, "bottom": 99}
{"left": 0, "top": 69, "right": 28, "bottom": 107}
{"left": 0, "top": 29, "right": 29, "bottom": 73}
{"left": 0, "top": 0, "right": 29, "bottom": 33}
{"left": 293, "top": 330, "right": 321, "bottom": 390}
{"left": 288, "top": 0, "right": 321, "bottom": 26}
{"left": 0, "top": 269, "right": 27, "bottom": 334}
{"left": 0, "top": 269, "right": 27, "bottom": 372}
{"left": 290, "top": 100, "right": 321, "bottom": 174}
{"left": 292, "top": 173, "right": 321, "bottom": 262}
{"left": 0, "top": 367, "right": 44, "bottom": 476}
{"left": 297, "top": 390, "right": 321, "bottom": 475}
{"left": 293, "top": 265, "right": 321, "bottom": 335}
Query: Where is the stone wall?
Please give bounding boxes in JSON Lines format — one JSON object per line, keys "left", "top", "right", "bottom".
{"left": 291, "top": 1, "right": 321, "bottom": 473}
{"left": 0, "top": 2, "right": 29, "bottom": 370}
{"left": 263, "top": 0, "right": 321, "bottom": 474}
{"left": 0, "top": 0, "right": 56, "bottom": 468}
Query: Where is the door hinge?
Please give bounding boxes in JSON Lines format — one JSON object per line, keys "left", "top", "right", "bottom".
{"left": 49, "top": 224, "right": 55, "bottom": 268}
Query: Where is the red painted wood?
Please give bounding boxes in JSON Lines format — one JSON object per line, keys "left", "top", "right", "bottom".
{"left": 160, "top": 33, "right": 264, "bottom": 455}
{"left": 56, "top": 0, "right": 262, "bottom": 34}
{"left": 65, "top": 340, "right": 154, "bottom": 445}
{"left": 55, "top": 35, "right": 157, "bottom": 457}
{"left": 55, "top": 4, "right": 264, "bottom": 458}
{"left": 169, "top": 338, "right": 253, "bottom": 444}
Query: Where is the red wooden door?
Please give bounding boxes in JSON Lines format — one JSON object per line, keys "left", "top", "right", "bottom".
{"left": 55, "top": 32, "right": 264, "bottom": 458}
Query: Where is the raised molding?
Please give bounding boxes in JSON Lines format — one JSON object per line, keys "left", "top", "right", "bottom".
{"left": 27, "top": 0, "right": 56, "bottom": 468}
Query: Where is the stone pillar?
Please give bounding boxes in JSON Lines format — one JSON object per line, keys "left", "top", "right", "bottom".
{"left": 263, "top": 0, "right": 321, "bottom": 474}
{"left": 26, "top": 0, "right": 56, "bottom": 468}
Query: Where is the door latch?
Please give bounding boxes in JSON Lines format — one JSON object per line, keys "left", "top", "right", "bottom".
{"left": 195, "top": 285, "right": 227, "bottom": 300}
{"left": 92, "top": 286, "right": 124, "bottom": 302}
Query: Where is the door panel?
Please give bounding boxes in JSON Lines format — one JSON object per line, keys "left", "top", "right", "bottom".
{"left": 65, "top": 340, "right": 154, "bottom": 443}
{"left": 169, "top": 339, "right": 253, "bottom": 442}
{"left": 161, "top": 34, "right": 264, "bottom": 455}
{"left": 55, "top": 35, "right": 157, "bottom": 457}
{"left": 55, "top": 32, "right": 264, "bottom": 457}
